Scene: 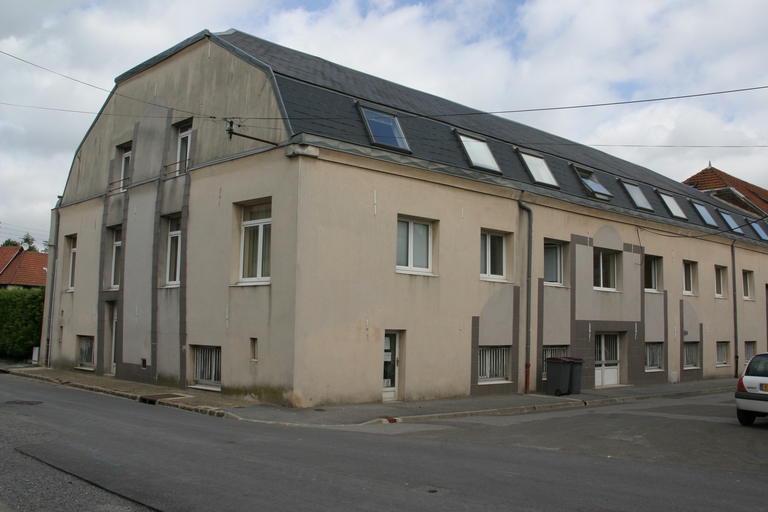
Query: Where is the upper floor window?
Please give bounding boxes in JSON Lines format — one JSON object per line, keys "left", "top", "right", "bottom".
{"left": 644, "top": 255, "right": 662, "bottom": 291}
{"left": 544, "top": 242, "right": 563, "bottom": 285}
{"left": 120, "top": 145, "right": 131, "bottom": 191}
{"left": 714, "top": 265, "right": 727, "bottom": 298}
{"left": 751, "top": 221, "right": 768, "bottom": 241}
{"left": 518, "top": 150, "right": 558, "bottom": 187}
{"left": 658, "top": 192, "right": 687, "bottom": 219}
{"left": 683, "top": 260, "right": 698, "bottom": 295}
{"left": 397, "top": 217, "right": 432, "bottom": 273}
{"left": 111, "top": 228, "right": 122, "bottom": 289}
{"left": 593, "top": 248, "right": 617, "bottom": 290}
{"left": 573, "top": 165, "right": 612, "bottom": 200}
{"left": 742, "top": 270, "right": 754, "bottom": 299}
{"left": 359, "top": 107, "right": 409, "bottom": 151}
{"left": 480, "top": 231, "right": 505, "bottom": 279}
{"left": 457, "top": 133, "right": 500, "bottom": 172}
{"left": 67, "top": 235, "right": 77, "bottom": 290}
{"left": 719, "top": 210, "right": 744, "bottom": 234}
{"left": 692, "top": 202, "right": 718, "bottom": 227}
{"left": 621, "top": 181, "right": 653, "bottom": 211}
{"left": 177, "top": 122, "right": 192, "bottom": 174}
{"left": 240, "top": 200, "right": 272, "bottom": 283}
{"left": 167, "top": 217, "right": 181, "bottom": 285}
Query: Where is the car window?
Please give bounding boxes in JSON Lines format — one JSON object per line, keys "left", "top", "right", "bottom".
{"left": 746, "top": 355, "right": 768, "bottom": 377}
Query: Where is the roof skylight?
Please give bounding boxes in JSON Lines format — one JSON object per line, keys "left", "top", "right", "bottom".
{"left": 692, "top": 202, "right": 718, "bottom": 227}
{"left": 519, "top": 152, "right": 558, "bottom": 187}
{"left": 573, "top": 166, "right": 612, "bottom": 201}
{"left": 719, "top": 211, "right": 744, "bottom": 233}
{"left": 360, "top": 107, "right": 409, "bottom": 151}
{"left": 751, "top": 222, "right": 768, "bottom": 241}
{"left": 658, "top": 192, "right": 687, "bottom": 219}
{"left": 621, "top": 181, "right": 653, "bottom": 210}
{"left": 457, "top": 134, "right": 500, "bottom": 172}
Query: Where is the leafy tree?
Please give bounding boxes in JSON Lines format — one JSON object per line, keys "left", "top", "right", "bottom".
{"left": 1, "top": 239, "right": 19, "bottom": 247}
{"left": 20, "top": 233, "right": 39, "bottom": 252}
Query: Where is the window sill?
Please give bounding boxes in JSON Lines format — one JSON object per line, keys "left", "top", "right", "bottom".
{"left": 644, "top": 289, "right": 663, "bottom": 294}
{"left": 478, "top": 379, "right": 511, "bottom": 385}
{"left": 682, "top": 292, "right": 697, "bottom": 297}
{"left": 161, "top": 284, "right": 180, "bottom": 289}
{"left": 716, "top": 364, "right": 730, "bottom": 368}
{"left": 544, "top": 282, "right": 568, "bottom": 288}
{"left": 74, "top": 366, "right": 94, "bottom": 372}
{"left": 715, "top": 295, "right": 727, "bottom": 300}
{"left": 232, "top": 281, "right": 271, "bottom": 287}
{"left": 593, "top": 287, "right": 621, "bottom": 293}
{"left": 480, "top": 276, "right": 510, "bottom": 284}
{"left": 395, "top": 269, "right": 438, "bottom": 277}
{"left": 743, "top": 297, "right": 754, "bottom": 301}
{"left": 65, "top": 288, "right": 74, "bottom": 293}
{"left": 683, "top": 366, "right": 700, "bottom": 371}
{"left": 188, "top": 384, "right": 221, "bottom": 392}
{"left": 644, "top": 368, "right": 664, "bottom": 373}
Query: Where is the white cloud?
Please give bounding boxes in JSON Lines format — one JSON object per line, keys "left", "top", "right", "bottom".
{"left": 1, "top": 0, "right": 768, "bottom": 242}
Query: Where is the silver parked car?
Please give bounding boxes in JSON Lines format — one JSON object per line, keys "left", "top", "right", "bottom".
{"left": 735, "top": 352, "right": 768, "bottom": 426}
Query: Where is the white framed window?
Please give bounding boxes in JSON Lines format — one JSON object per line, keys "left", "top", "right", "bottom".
{"left": 573, "top": 165, "right": 612, "bottom": 200}
{"left": 714, "top": 266, "right": 726, "bottom": 298}
{"left": 593, "top": 248, "right": 617, "bottom": 290}
{"left": 745, "top": 341, "right": 756, "bottom": 364}
{"left": 240, "top": 201, "right": 272, "bottom": 283}
{"left": 480, "top": 231, "right": 505, "bottom": 279}
{"left": 192, "top": 345, "right": 221, "bottom": 387}
{"left": 519, "top": 151, "right": 558, "bottom": 187}
{"left": 458, "top": 133, "right": 500, "bottom": 172}
{"left": 396, "top": 217, "right": 432, "bottom": 273}
{"left": 167, "top": 217, "right": 181, "bottom": 285}
{"left": 542, "top": 346, "right": 568, "bottom": 380}
{"left": 692, "top": 202, "right": 718, "bottom": 227}
{"left": 544, "top": 242, "right": 563, "bottom": 285}
{"left": 621, "top": 181, "right": 653, "bottom": 211}
{"left": 658, "top": 192, "right": 687, "bottom": 219}
{"left": 77, "top": 335, "right": 94, "bottom": 368}
{"left": 645, "top": 342, "right": 663, "bottom": 370}
{"left": 719, "top": 210, "right": 744, "bottom": 234}
{"left": 359, "top": 107, "right": 409, "bottom": 151}
{"left": 478, "top": 346, "right": 510, "bottom": 382}
{"left": 742, "top": 270, "right": 754, "bottom": 299}
{"left": 716, "top": 341, "right": 728, "bottom": 366}
{"left": 120, "top": 145, "right": 131, "bottom": 191}
{"left": 111, "top": 228, "right": 122, "bottom": 289}
{"left": 683, "top": 260, "right": 697, "bottom": 295}
{"left": 644, "top": 255, "right": 661, "bottom": 291}
{"left": 683, "top": 342, "right": 699, "bottom": 369}
{"left": 67, "top": 235, "right": 77, "bottom": 290}
{"left": 177, "top": 122, "right": 192, "bottom": 174}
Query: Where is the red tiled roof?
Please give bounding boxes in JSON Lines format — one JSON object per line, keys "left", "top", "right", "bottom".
{"left": 0, "top": 247, "right": 48, "bottom": 287}
{"left": 683, "top": 166, "right": 768, "bottom": 216}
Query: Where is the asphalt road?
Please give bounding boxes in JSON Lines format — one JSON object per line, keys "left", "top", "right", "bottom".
{"left": 1, "top": 373, "right": 765, "bottom": 511}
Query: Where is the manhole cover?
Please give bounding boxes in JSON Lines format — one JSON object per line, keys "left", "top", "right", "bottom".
{"left": 6, "top": 400, "right": 43, "bottom": 405}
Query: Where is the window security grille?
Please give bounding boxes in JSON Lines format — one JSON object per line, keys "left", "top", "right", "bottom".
{"left": 478, "top": 346, "right": 510, "bottom": 381}
{"left": 542, "top": 346, "right": 568, "bottom": 380}
{"left": 193, "top": 346, "right": 221, "bottom": 385}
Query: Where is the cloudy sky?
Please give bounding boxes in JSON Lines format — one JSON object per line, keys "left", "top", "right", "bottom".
{"left": 2, "top": 0, "right": 767, "bottom": 246}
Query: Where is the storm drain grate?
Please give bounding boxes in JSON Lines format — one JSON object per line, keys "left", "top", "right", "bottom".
{"left": 139, "top": 393, "right": 187, "bottom": 405}
{"left": 6, "top": 400, "right": 43, "bottom": 405}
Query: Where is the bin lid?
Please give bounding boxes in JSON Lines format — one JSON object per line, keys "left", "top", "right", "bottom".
{"left": 545, "top": 357, "right": 570, "bottom": 362}
{"left": 562, "top": 357, "right": 583, "bottom": 362}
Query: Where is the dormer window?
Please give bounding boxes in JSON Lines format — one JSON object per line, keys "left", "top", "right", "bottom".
{"left": 359, "top": 106, "right": 409, "bottom": 151}
{"left": 573, "top": 165, "right": 612, "bottom": 200}
{"left": 518, "top": 150, "right": 558, "bottom": 187}
{"left": 620, "top": 180, "right": 653, "bottom": 211}
{"left": 658, "top": 192, "right": 687, "bottom": 219}
{"left": 456, "top": 132, "right": 500, "bottom": 172}
{"left": 719, "top": 210, "right": 743, "bottom": 233}
{"left": 751, "top": 221, "right": 768, "bottom": 241}
{"left": 692, "top": 202, "right": 718, "bottom": 227}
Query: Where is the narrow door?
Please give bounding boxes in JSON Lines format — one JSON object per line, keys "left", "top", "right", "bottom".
{"left": 595, "top": 333, "right": 619, "bottom": 387}
{"left": 383, "top": 332, "right": 398, "bottom": 401}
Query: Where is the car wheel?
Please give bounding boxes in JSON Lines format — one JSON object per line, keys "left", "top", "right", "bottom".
{"left": 737, "top": 408, "right": 756, "bottom": 426}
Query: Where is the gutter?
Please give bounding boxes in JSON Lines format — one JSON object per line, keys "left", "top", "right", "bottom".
{"left": 518, "top": 197, "right": 533, "bottom": 394}
{"left": 44, "top": 197, "right": 62, "bottom": 368}
{"left": 731, "top": 241, "right": 740, "bottom": 376}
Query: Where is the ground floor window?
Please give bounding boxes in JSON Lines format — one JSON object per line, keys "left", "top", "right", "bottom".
{"left": 645, "top": 342, "right": 663, "bottom": 370}
{"left": 745, "top": 341, "right": 756, "bottom": 364}
{"left": 77, "top": 336, "right": 94, "bottom": 368}
{"left": 478, "top": 346, "right": 510, "bottom": 382}
{"left": 716, "top": 341, "right": 728, "bottom": 366}
{"left": 542, "top": 345, "right": 568, "bottom": 380}
{"left": 193, "top": 346, "right": 221, "bottom": 386}
{"left": 683, "top": 342, "right": 700, "bottom": 369}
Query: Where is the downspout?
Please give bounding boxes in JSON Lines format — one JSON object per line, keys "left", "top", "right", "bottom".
{"left": 44, "top": 197, "right": 62, "bottom": 368}
{"left": 518, "top": 196, "right": 533, "bottom": 394}
{"left": 731, "top": 241, "right": 740, "bottom": 377}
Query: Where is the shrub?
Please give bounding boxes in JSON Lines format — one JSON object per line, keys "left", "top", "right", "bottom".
{"left": 0, "top": 288, "right": 45, "bottom": 360}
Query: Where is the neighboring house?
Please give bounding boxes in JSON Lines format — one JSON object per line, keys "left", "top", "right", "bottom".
{"left": 0, "top": 246, "right": 47, "bottom": 290}
{"left": 40, "top": 29, "right": 768, "bottom": 406}
{"left": 684, "top": 164, "right": 768, "bottom": 217}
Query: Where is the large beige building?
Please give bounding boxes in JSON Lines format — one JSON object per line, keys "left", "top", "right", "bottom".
{"left": 40, "top": 29, "right": 768, "bottom": 407}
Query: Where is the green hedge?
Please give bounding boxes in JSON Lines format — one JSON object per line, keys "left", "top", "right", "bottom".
{"left": 0, "top": 287, "right": 45, "bottom": 360}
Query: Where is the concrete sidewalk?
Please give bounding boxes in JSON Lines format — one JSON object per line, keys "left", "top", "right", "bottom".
{"left": 1, "top": 363, "right": 737, "bottom": 427}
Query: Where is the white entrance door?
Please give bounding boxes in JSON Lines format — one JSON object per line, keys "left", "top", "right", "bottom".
{"left": 595, "top": 334, "right": 619, "bottom": 387}
{"left": 383, "top": 332, "right": 398, "bottom": 401}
